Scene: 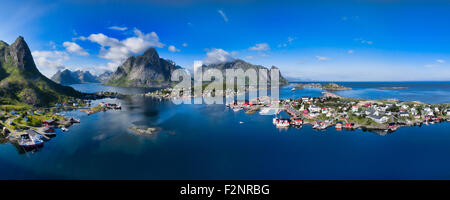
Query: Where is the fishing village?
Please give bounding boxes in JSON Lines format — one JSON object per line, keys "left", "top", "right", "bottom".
{"left": 145, "top": 84, "right": 450, "bottom": 135}
{"left": 0, "top": 91, "right": 123, "bottom": 152}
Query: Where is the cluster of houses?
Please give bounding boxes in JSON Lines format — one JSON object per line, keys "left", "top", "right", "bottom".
{"left": 274, "top": 95, "right": 449, "bottom": 131}
{"left": 99, "top": 102, "right": 122, "bottom": 109}
{"left": 145, "top": 87, "right": 250, "bottom": 101}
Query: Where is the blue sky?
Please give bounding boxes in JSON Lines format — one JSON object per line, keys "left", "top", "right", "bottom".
{"left": 1, "top": 0, "right": 449, "bottom": 81}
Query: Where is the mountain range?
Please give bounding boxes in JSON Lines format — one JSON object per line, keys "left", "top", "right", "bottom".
{"left": 104, "top": 49, "right": 288, "bottom": 88}
{"left": 51, "top": 69, "right": 100, "bottom": 85}
{"left": 0, "top": 36, "right": 81, "bottom": 106}
{"left": 0, "top": 36, "right": 289, "bottom": 107}
{"left": 200, "top": 59, "right": 289, "bottom": 85}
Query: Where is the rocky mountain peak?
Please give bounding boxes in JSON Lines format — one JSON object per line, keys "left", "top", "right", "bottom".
{"left": 106, "top": 47, "right": 181, "bottom": 88}
{"left": 142, "top": 48, "right": 160, "bottom": 63}
{"left": 7, "top": 36, "right": 38, "bottom": 73}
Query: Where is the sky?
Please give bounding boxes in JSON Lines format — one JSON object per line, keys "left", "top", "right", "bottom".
{"left": 0, "top": 0, "right": 449, "bottom": 81}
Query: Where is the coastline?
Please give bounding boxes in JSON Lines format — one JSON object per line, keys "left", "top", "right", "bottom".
{"left": 145, "top": 87, "right": 450, "bottom": 135}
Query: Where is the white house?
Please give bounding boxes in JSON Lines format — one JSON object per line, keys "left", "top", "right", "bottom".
{"left": 367, "top": 115, "right": 389, "bottom": 124}
{"left": 410, "top": 108, "right": 418, "bottom": 116}
{"left": 309, "top": 105, "right": 321, "bottom": 113}
{"left": 399, "top": 111, "right": 409, "bottom": 117}
{"left": 351, "top": 106, "right": 359, "bottom": 112}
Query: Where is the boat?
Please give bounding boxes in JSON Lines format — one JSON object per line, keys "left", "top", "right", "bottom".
{"left": 291, "top": 118, "right": 303, "bottom": 126}
{"left": 291, "top": 88, "right": 296, "bottom": 91}
{"left": 275, "top": 119, "right": 290, "bottom": 127}
{"left": 239, "top": 121, "right": 244, "bottom": 124}
{"left": 18, "top": 130, "right": 44, "bottom": 149}
{"left": 233, "top": 107, "right": 242, "bottom": 112}
{"left": 61, "top": 127, "right": 69, "bottom": 132}
{"left": 318, "top": 124, "right": 328, "bottom": 130}
{"left": 335, "top": 123, "right": 342, "bottom": 130}
{"left": 69, "top": 117, "right": 80, "bottom": 123}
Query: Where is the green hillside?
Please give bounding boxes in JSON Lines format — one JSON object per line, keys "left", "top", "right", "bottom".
{"left": 0, "top": 37, "right": 82, "bottom": 107}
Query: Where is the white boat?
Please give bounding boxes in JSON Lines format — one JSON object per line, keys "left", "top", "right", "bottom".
{"left": 319, "top": 124, "right": 328, "bottom": 130}
{"left": 239, "top": 121, "right": 244, "bottom": 124}
{"left": 291, "top": 88, "right": 296, "bottom": 91}
{"left": 70, "top": 117, "right": 80, "bottom": 123}
{"left": 233, "top": 107, "right": 242, "bottom": 112}
{"left": 275, "top": 119, "right": 290, "bottom": 127}
{"left": 19, "top": 130, "right": 44, "bottom": 149}
{"left": 61, "top": 127, "right": 69, "bottom": 132}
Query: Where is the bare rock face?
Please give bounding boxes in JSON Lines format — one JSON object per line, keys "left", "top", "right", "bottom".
{"left": 6, "top": 36, "right": 39, "bottom": 73}
{"left": 106, "top": 48, "right": 182, "bottom": 88}
{"left": 97, "top": 71, "right": 113, "bottom": 82}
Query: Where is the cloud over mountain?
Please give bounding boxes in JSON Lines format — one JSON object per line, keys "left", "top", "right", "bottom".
{"left": 63, "top": 41, "right": 89, "bottom": 56}
{"left": 203, "top": 48, "right": 234, "bottom": 65}
{"left": 79, "top": 28, "right": 165, "bottom": 69}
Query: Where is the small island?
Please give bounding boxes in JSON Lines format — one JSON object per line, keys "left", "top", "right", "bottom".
{"left": 129, "top": 126, "right": 160, "bottom": 136}
{"left": 291, "top": 82, "right": 351, "bottom": 91}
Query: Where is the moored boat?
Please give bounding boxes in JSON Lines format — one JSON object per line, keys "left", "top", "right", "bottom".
{"left": 233, "top": 107, "right": 242, "bottom": 112}
{"left": 18, "top": 130, "right": 44, "bottom": 149}
{"left": 335, "top": 123, "right": 342, "bottom": 130}
{"left": 275, "top": 119, "right": 290, "bottom": 127}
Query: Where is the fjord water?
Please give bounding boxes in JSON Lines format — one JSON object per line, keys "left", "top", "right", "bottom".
{"left": 0, "top": 82, "right": 450, "bottom": 179}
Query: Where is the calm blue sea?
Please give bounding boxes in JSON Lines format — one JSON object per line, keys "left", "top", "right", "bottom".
{"left": 0, "top": 82, "right": 449, "bottom": 179}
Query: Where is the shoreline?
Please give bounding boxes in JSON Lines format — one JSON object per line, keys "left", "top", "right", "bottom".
{"left": 146, "top": 88, "right": 449, "bottom": 135}
{"left": 0, "top": 95, "right": 123, "bottom": 152}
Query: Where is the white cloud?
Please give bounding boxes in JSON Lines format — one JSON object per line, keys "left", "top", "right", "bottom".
{"left": 82, "top": 28, "right": 165, "bottom": 65}
{"left": 63, "top": 41, "right": 89, "bottom": 56}
{"left": 182, "top": 43, "right": 188, "bottom": 47}
{"left": 203, "top": 48, "right": 234, "bottom": 65}
{"left": 168, "top": 45, "right": 180, "bottom": 52}
{"left": 348, "top": 50, "right": 354, "bottom": 54}
{"left": 424, "top": 64, "right": 434, "bottom": 68}
{"left": 316, "top": 56, "right": 330, "bottom": 61}
{"left": 32, "top": 50, "right": 69, "bottom": 77}
{"left": 437, "top": 59, "right": 445, "bottom": 63}
{"left": 249, "top": 43, "right": 270, "bottom": 51}
{"left": 245, "top": 56, "right": 254, "bottom": 60}
{"left": 218, "top": 9, "right": 228, "bottom": 22}
{"left": 108, "top": 26, "right": 128, "bottom": 31}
